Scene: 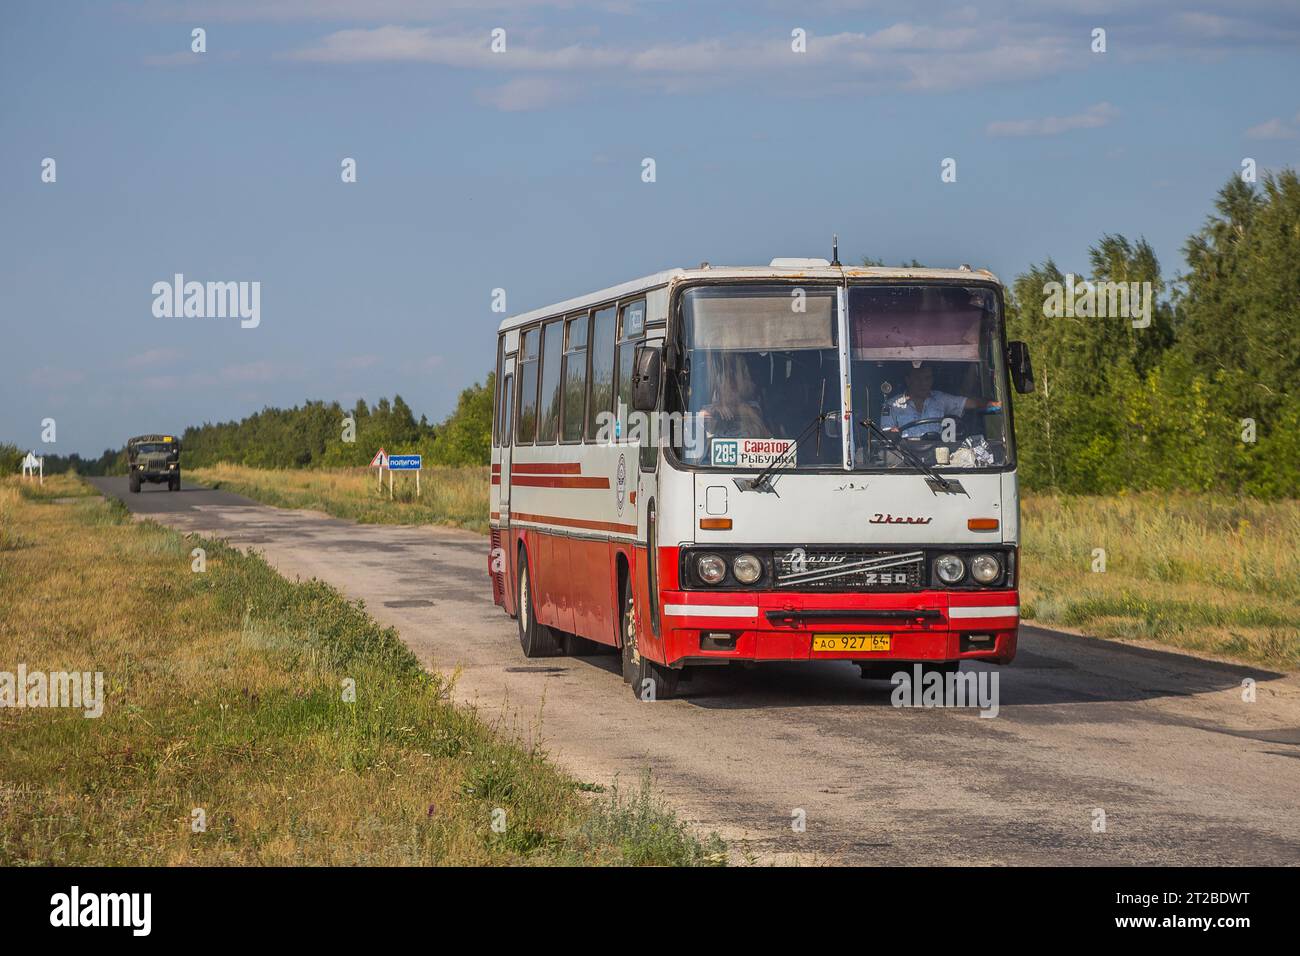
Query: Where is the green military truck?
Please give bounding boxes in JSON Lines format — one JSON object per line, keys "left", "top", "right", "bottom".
{"left": 126, "top": 434, "right": 182, "bottom": 493}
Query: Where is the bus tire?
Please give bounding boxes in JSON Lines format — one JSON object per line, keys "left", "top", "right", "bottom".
{"left": 516, "top": 549, "right": 561, "bottom": 658}
{"left": 621, "top": 584, "right": 679, "bottom": 700}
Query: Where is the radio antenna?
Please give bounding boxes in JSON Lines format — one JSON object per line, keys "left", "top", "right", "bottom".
{"left": 831, "top": 234, "right": 840, "bottom": 267}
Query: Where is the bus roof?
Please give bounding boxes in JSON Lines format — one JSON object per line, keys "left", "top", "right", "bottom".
{"left": 497, "top": 263, "right": 1003, "bottom": 333}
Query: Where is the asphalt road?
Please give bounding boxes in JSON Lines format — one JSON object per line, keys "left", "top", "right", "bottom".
{"left": 91, "top": 476, "right": 1300, "bottom": 865}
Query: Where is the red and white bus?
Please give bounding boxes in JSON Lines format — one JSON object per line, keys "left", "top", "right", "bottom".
{"left": 488, "top": 259, "right": 1035, "bottom": 699}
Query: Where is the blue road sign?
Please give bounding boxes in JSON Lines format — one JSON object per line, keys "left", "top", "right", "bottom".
{"left": 388, "top": 454, "right": 422, "bottom": 471}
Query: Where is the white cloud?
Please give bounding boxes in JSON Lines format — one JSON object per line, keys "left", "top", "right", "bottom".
{"left": 283, "top": 22, "right": 1081, "bottom": 98}
{"left": 986, "top": 102, "right": 1119, "bottom": 137}
{"left": 1245, "top": 112, "right": 1300, "bottom": 140}
{"left": 286, "top": 25, "right": 622, "bottom": 69}
{"left": 249, "top": 5, "right": 1300, "bottom": 107}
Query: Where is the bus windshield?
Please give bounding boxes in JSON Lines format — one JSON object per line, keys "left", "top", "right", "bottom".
{"left": 673, "top": 282, "right": 1011, "bottom": 471}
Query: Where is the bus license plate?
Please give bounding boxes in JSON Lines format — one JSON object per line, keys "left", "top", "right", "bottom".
{"left": 811, "top": 634, "right": 891, "bottom": 653}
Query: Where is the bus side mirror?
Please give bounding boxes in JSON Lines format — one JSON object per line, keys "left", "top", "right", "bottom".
{"left": 1008, "top": 341, "right": 1035, "bottom": 394}
{"left": 631, "top": 344, "right": 662, "bottom": 412}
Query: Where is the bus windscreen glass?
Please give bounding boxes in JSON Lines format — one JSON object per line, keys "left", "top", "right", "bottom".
{"left": 674, "top": 283, "right": 1011, "bottom": 470}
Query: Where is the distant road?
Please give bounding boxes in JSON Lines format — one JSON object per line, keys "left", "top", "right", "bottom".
{"left": 92, "top": 475, "right": 1300, "bottom": 864}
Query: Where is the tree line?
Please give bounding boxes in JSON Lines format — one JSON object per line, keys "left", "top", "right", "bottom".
{"left": 177, "top": 379, "right": 494, "bottom": 470}
{"left": 1005, "top": 170, "right": 1299, "bottom": 498}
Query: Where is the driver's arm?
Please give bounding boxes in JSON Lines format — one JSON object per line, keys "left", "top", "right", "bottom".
{"left": 955, "top": 393, "right": 1000, "bottom": 414}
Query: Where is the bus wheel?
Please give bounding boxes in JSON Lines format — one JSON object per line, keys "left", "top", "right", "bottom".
{"left": 621, "top": 587, "right": 679, "bottom": 700}
{"left": 516, "top": 551, "right": 561, "bottom": 658}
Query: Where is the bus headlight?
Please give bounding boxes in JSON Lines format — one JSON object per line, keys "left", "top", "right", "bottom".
{"left": 732, "top": 553, "right": 762, "bottom": 585}
{"left": 970, "top": 553, "right": 1001, "bottom": 584}
{"left": 935, "top": 554, "right": 966, "bottom": 585}
{"left": 696, "top": 553, "right": 727, "bottom": 585}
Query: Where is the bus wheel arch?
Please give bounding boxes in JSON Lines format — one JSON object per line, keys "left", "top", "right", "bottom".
{"left": 619, "top": 555, "right": 679, "bottom": 700}
{"left": 515, "top": 540, "right": 561, "bottom": 658}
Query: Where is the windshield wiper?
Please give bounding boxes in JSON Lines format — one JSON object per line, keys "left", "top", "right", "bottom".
{"left": 858, "top": 417, "right": 957, "bottom": 494}
{"left": 735, "top": 411, "right": 834, "bottom": 493}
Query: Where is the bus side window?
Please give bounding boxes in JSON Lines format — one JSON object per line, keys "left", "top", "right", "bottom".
{"left": 615, "top": 300, "right": 645, "bottom": 443}
{"left": 516, "top": 328, "right": 540, "bottom": 444}
{"left": 587, "top": 306, "right": 617, "bottom": 441}
{"left": 537, "top": 320, "right": 563, "bottom": 444}
{"left": 501, "top": 373, "right": 513, "bottom": 446}
{"left": 561, "top": 313, "right": 589, "bottom": 442}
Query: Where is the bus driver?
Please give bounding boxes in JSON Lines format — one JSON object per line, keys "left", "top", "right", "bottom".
{"left": 881, "top": 361, "right": 1000, "bottom": 437}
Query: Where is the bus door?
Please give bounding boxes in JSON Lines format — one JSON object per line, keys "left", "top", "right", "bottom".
{"left": 490, "top": 348, "right": 516, "bottom": 608}
{"left": 623, "top": 304, "right": 666, "bottom": 664}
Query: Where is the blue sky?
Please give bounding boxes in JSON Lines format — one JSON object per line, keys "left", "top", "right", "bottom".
{"left": 2, "top": 0, "right": 1298, "bottom": 456}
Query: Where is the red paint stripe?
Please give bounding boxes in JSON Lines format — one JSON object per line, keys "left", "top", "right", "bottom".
{"left": 490, "top": 475, "right": 501, "bottom": 485}
{"left": 490, "top": 511, "right": 500, "bottom": 520}
{"left": 509, "top": 475, "right": 610, "bottom": 489}
{"left": 511, "top": 511, "right": 636, "bottom": 535}
{"left": 490, "top": 464, "right": 501, "bottom": 473}
{"left": 510, "top": 462, "right": 582, "bottom": 474}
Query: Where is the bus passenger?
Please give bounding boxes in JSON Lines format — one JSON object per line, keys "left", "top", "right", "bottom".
{"left": 697, "top": 353, "right": 772, "bottom": 440}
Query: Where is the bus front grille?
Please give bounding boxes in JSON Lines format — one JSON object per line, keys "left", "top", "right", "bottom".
{"left": 774, "top": 549, "right": 925, "bottom": 591}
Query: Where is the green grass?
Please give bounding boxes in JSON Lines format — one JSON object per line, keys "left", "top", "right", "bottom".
{"left": 0, "top": 476, "right": 722, "bottom": 866}
{"left": 1021, "top": 493, "right": 1299, "bottom": 669}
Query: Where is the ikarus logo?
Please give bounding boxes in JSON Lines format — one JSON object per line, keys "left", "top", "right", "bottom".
{"left": 616, "top": 454, "right": 627, "bottom": 515}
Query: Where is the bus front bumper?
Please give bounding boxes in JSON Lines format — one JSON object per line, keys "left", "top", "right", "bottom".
{"left": 659, "top": 589, "right": 1019, "bottom": 667}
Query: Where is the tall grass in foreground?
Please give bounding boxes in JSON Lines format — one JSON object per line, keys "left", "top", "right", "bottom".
{"left": 12, "top": 471, "right": 99, "bottom": 501}
{"left": 0, "top": 477, "right": 722, "bottom": 865}
{"left": 190, "top": 464, "right": 489, "bottom": 533}
{"left": 1021, "top": 493, "right": 1299, "bottom": 668}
